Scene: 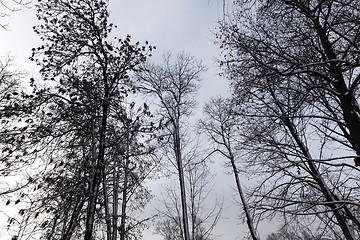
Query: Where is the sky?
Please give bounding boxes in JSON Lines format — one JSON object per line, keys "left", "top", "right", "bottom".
{"left": 0, "top": 1, "right": 274, "bottom": 239}
{"left": 0, "top": 0, "right": 230, "bottom": 102}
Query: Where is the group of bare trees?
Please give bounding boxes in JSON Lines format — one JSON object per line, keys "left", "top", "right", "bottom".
{"left": 2, "top": 0, "right": 360, "bottom": 239}
{"left": 136, "top": 53, "right": 222, "bottom": 240}
{"left": 211, "top": 0, "right": 360, "bottom": 239}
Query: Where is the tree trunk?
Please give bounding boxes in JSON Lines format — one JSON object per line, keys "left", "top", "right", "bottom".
{"left": 103, "top": 171, "right": 112, "bottom": 240}
{"left": 307, "top": 4, "right": 360, "bottom": 157}
{"left": 283, "top": 116, "right": 355, "bottom": 240}
{"left": 230, "top": 160, "right": 259, "bottom": 240}
{"left": 267, "top": 82, "right": 355, "bottom": 239}
{"left": 174, "top": 118, "right": 190, "bottom": 240}
{"left": 84, "top": 72, "right": 109, "bottom": 240}
{"left": 113, "top": 160, "right": 120, "bottom": 240}
{"left": 225, "top": 140, "right": 259, "bottom": 240}
{"left": 61, "top": 198, "right": 85, "bottom": 240}
{"left": 120, "top": 131, "right": 130, "bottom": 240}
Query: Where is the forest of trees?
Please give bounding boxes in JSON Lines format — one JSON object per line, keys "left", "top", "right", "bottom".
{"left": 1, "top": 0, "right": 360, "bottom": 239}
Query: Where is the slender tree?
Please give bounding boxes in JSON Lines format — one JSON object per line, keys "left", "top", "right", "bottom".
{"left": 199, "top": 97, "right": 259, "bottom": 240}
{"left": 136, "top": 52, "right": 206, "bottom": 240}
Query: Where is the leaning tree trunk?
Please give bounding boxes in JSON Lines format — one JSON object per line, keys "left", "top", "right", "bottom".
{"left": 281, "top": 116, "right": 355, "bottom": 240}
{"left": 226, "top": 147, "right": 259, "bottom": 240}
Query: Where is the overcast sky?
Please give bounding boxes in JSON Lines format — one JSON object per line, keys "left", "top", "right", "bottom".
{"left": 0, "top": 1, "right": 275, "bottom": 239}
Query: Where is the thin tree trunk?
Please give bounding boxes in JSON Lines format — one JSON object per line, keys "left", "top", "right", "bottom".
{"left": 223, "top": 138, "right": 259, "bottom": 240}
{"left": 266, "top": 82, "right": 355, "bottom": 239}
{"left": 230, "top": 159, "right": 259, "bottom": 240}
{"left": 49, "top": 214, "right": 60, "bottom": 240}
{"left": 189, "top": 168, "right": 195, "bottom": 240}
{"left": 84, "top": 72, "right": 109, "bottom": 240}
{"left": 120, "top": 131, "right": 130, "bottom": 240}
{"left": 62, "top": 198, "right": 85, "bottom": 240}
{"left": 174, "top": 118, "right": 190, "bottom": 240}
{"left": 282, "top": 116, "right": 355, "bottom": 240}
{"left": 103, "top": 171, "right": 112, "bottom": 240}
{"left": 119, "top": 163, "right": 128, "bottom": 240}
{"left": 113, "top": 160, "right": 120, "bottom": 240}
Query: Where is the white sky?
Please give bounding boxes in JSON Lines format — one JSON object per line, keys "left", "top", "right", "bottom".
{"left": 0, "top": 1, "right": 275, "bottom": 239}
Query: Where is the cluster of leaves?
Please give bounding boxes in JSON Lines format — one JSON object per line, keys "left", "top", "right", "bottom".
{"left": 2, "top": 0, "right": 158, "bottom": 239}
{"left": 0, "top": 55, "right": 31, "bottom": 191}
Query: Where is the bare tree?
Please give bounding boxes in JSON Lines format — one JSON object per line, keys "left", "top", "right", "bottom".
{"left": 218, "top": 0, "right": 360, "bottom": 166}
{"left": 216, "top": 0, "right": 360, "bottom": 238}
{"left": 199, "top": 97, "right": 259, "bottom": 240}
{"left": 136, "top": 52, "right": 206, "bottom": 240}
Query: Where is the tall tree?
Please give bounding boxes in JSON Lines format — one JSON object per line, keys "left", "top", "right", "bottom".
{"left": 136, "top": 52, "right": 206, "bottom": 240}
{"left": 218, "top": 0, "right": 360, "bottom": 166}
{"left": 217, "top": 0, "right": 360, "bottom": 238}
{"left": 5, "top": 0, "right": 154, "bottom": 239}
{"left": 103, "top": 101, "right": 156, "bottom": 240}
